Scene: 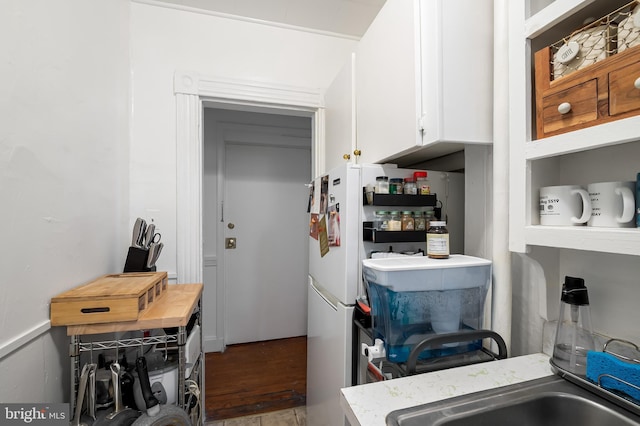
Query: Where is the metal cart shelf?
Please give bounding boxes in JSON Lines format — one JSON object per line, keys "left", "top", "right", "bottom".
{"left": 63, "top": 283, "right": 204, "bottom": 424}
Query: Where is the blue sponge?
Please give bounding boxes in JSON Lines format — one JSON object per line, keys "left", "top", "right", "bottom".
{"left": 587, "top": 351, "right": 640, "bottom": 402}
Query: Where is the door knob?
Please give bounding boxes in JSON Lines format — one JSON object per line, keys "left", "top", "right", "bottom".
{"left": 225, "top": 238, "right": 236, "bottom": 249}
{"left": 227, "top": 222, "right": 235, "bottom": 229}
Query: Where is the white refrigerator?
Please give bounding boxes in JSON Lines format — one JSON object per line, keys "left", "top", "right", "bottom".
{"left": 306, "top": 163, "right": 464, "bottom": 426}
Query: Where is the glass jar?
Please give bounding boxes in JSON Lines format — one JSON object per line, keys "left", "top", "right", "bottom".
{"left": 403, "top": 177, "right": 417, "bottom": 195}
{"left": 414, "top": 211, "right": 426, "bottom": 231}
{"left": 388, "top": 211, "right": 402, "bottom": 231}
{"left": 374, "top": 211, "right": 389, "bottom": 231}
{"left": 389, "top": 178, "right": 404, "bottom": 194}
{"left": 375, "top": 176, "right": 389, "bottom": 194}
{"left": 401, "top": 211, "right": 415, "bottom": 231}
{"left": 424, "top": 209, "right": 435, "bottom": 229}
{"left": 427, "top": 221, "right": 449, "bottom": 259}
{"left": 413, "top": 171, "right": 430, "bottom": 195}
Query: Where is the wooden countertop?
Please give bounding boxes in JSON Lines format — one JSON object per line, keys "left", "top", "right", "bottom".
{"left": 65, "top": 283, "right": 202, "bottom": 336}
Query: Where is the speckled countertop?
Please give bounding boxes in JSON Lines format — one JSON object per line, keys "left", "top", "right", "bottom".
{"left": 340, "top": 353, "right": 554, "bottom": 426}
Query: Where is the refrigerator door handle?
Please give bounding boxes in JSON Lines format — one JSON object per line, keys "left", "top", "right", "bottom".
{"left": 310, "top": 278, "right": 339, "bottom": 311}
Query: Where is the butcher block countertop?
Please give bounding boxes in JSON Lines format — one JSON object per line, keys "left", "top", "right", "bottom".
{"left": 340, "top": 353, "right": 554, "bottom": 426}
{"left": 64, "top": 283, "right": 203, "bottom": 336}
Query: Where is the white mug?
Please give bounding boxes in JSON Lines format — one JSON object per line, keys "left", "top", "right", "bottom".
{"left": 587, "top": 181, "right": 636, "bottom": 228}
{"left": 539, "top": 185, "right": 591, "bottom": 226}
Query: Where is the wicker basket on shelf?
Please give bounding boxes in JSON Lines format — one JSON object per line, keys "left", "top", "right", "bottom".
{"left": 549, "top": 0, "right": 640, "bottom": 80}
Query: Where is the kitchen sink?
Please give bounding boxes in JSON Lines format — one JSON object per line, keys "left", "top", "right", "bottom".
{"left": 386, "top": 375, "right": 640, "bottom": 426}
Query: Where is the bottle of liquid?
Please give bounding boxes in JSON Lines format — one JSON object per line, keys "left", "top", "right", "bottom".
{"left": 552, "top": 276, "right": 595, "bottom": 376}
{"left": 426, "top": 221, "right": 449, "bottom": 258}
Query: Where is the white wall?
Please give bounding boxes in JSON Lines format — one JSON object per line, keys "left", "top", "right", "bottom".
{"left": 129, "top": 3, "right": 358, "bottom": 279}
{"left": 0, "top": 0, "right": 130, "bottom": 402}
{"left": 0, "top": 0, "right": 356, "bottom": 403}
{"left": 511, "top": 249, "right": 640, "bottom": 357}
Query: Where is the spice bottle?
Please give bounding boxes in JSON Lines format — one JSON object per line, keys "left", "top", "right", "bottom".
{"left": 401, "top": 211, "right": 415, "bottom": 231}
{"left": 414, "top": 211, "right": 426, "bottom": 231}
{"left": 388, "top": 211, "right": 402, "bottom": 231}
{"left": 427, "top": 221, "right": 449, "bottom": 259}
{"left": 414, "top": 171, "right": 430, "bottom": 195}
{"left": 374, "top": 211, "right": 389, "bottom": 231}
{"left": 424, "top": 209, "right": 435, "bottom": 229}
{"left": 375, "top": 176, "right": 389, "bottom": 194}
{"left": 403, "top": 177, "right": 417, "bottom": 195}
{"left": 389, "top": 178, "right": 404, "bottom": 194}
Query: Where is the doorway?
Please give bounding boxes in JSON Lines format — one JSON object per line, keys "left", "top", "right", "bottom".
{"left": 174, "top": 74, "right": 322, "bottom": 420}
{"left": 203, "top": 108, "right": 312, "bottom": 348}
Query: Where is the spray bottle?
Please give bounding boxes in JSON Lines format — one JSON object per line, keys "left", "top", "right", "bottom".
{"left": 552, "top": 276, "right": 595, "bottom": 375}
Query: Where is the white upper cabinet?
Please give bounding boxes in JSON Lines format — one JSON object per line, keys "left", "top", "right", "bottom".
{"left": 354, "top": 0, "right": 494, "bottom": 165}
{"left": 324, "top": 53, "right": 357, "bottom": 173}
{"left": 508, "top": 0, "right": 640, "bottom": 255}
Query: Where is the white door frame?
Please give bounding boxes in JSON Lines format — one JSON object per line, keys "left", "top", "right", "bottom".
{"left": 173, "top": 70, "right": 324, "bottom": 284}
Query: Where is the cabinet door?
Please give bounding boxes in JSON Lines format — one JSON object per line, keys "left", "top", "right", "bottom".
{"left": 420, "top": 0, "right": 493, "bottom": 145}
{"left": 355, "top": 0, "right": 494, "bottom": 165}
{"left": 356, "top": 0, "right": 421, "bottom": 164}
{"left": 325, "top": 53, "right": 357, "bottom": 172}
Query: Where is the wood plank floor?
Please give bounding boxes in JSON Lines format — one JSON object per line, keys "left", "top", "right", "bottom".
{"left": 205, "top": 336, "right": 307, "bottom": 422}
{"left": 205, "top": 407, "right": 306, "bottom": 426}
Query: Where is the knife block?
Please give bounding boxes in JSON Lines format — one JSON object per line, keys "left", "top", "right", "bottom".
{"left": 123, "top": 247, "right": 156, "bottom": 273}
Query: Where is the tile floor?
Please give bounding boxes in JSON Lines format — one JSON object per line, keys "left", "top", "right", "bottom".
{"left": 205, "top": 407, "right": 306, "bottom": 426}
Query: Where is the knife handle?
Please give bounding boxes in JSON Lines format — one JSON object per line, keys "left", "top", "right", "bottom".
{"left": 144, "top": 224, "right": 156, "bottom": 249}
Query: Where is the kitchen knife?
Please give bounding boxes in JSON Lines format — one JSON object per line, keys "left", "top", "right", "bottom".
{"left": 146, "top": 242, "right": 164, "bottom": 268}
{"left": 138, "top": 219, "right": 147, "bottom": 248}
{"left": 153, "top": 242, "right": 163, "bottom": 266}
{"left": 143, "top": 223, "right": 156, "bottom": 249}
{"left": 146, "top": 243, "right": 157, "bottom": 269}
{"left": 131, "top": 218, "right": 146, "bottom": 248}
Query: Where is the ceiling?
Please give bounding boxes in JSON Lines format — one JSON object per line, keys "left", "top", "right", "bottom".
{"left": 150, "top": 0, "right": 386, "bottom": 38}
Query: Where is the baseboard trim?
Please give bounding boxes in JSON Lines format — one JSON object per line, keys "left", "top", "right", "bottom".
{"left": 204, "top": 337, "right": 225, "bottom": 353}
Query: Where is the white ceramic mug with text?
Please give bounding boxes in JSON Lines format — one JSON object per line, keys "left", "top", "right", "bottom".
{"left": 587, "top": 181, "right": 636, "bottom": 228}
{"left": 539, "top": 185, "right": 592, "bottom": 226}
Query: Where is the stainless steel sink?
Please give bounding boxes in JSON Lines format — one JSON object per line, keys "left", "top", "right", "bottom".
{"left": 386, "top": 375, "right": 640, "bottom": 426}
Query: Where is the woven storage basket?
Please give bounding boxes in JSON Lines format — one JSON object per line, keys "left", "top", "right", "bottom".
{"left": 553, "top": 23, "right": 616, "bottom": 79}
{"left": 617, "top": 2, "right": 640, "bottom": 53}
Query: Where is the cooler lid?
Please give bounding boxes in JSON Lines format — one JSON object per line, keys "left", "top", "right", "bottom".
{"left": 362, "top": 254, "right": 491, "bottom": 271}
